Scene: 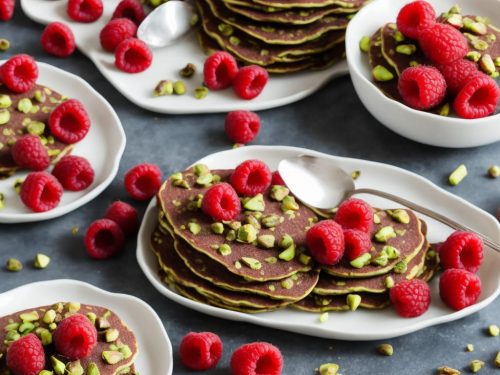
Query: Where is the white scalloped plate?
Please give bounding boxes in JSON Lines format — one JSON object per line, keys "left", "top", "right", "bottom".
{"left": 0, "top": 62, "right": 125, "bottom": 223}
{"left": 137, "top": 145, "right": 500, "bottom": 340}
{"left": 0, "top": 279, "right": 173, "bottom": 375}
{"left": 20, "top": 0, "right": 349, "bottom": 114}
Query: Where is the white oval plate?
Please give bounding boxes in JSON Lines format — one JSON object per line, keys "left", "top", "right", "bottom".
{"left": 0, "top": 279, "right": 173, "bottom": 375}
{"left": 0, "top": 62, "right": 125, "bottom": 223}
{"left": 137, "top": 145, "right": 500, "bottom": 340}
{"left": 20, "top": 0, "right": 349, "bottom": 114}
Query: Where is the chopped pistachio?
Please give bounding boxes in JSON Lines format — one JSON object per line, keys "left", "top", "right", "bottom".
{"left": 0, "top": 38, "right": 9, "bottom": 52}
{"left": 218, "top": 23, "right": 234, "bottom": 36}
{"left": 372, "top": 65, "right": 394, "bottom": 81}
{"left": 449, "top": 164, "right": 467, "bottom": 186}
{"left": 27, "top": 121, "right": 45, "bottom": 136}
{"left": 66, "top": 360, "right": 84, "bottom": 375}
{"left": 6, "top": 257, "right": 22, "bottom": 271}
{"left": 466, "top": 343, "right": 474, "bottom": 352}
{"left": 179, "top": 63, "right": 196, "bottom": 78}
{"left": 281, "top": 195, "right": 299, "bottom": 212}
{"left": 0, "top": 109, "right": 10, "bottom": 125}
{"left": 225, "top": 229, "right": 236, "bottom": 241}
{"left": 86, "top": 312, "right": 96, "bottom": 325}
{"left": 495, "top": 57, "right": 500, "bottom": 67}
{"left": 261, "top": 214, "right": 281, "bottom": 228}
{"left": 488, "top": 165, "right": 500, "bottom": 178}
{"left": 39, "top": 329, "right": 52, "bottom": 346}
{"left": 386, "top": 209, "right": 410, "bottom": 224}
{"left": 97, "top": 317, "right": 110, "bottom": 330}
{"left": 393, "top": 261, "right": 407, "bottom": 274}
{"left": 19, "top": 321, "right": 35, "bottom": 333}
{"left": 187, "top": 222, "right": 201, "bottom": 235}
{"left": 469, "top": 360, "right": 485, "bottom": 373}
{"left": 439, "top": 103, "right": 450, "bottom": 116}
{"left": 426, "top": 249, "right": 437, "bottom": 259}
{"left": 374, "top": 226, "right": 397, "bottom": 242}
{"left": 4, "top": 322, "right": 19, "bottom": 331}
{"left": 5, "top": 330, "right": 20, "bottom": 342}
{"left": 278, "top": 234, "right": 294, "bottom": 249}
{"left": 196, "top": 173, "right": 213, "bottom": 186}
{"left": 39, "top": 371, "right": 54, "bottom": 375}
{"left": 211, "top": 222, "right": 224, "bottom": 234}
{"left": 278, "top": 244, "right": 295, "bottom": 261}
{"left": 377, "top": 343, "right": 393, "bottom": 356}
{"left": 299, "top": 253, "right": 311, "bottom": 265}
{"left": 34, "top": 253, "right": 50, "bottom": 269}
{"left": 51, "top": 356, "right": 66, "bottom": 375}
{"left": 241, "top": 256, "right": 261, "bottom": 270}
{"left": 0, "top": 94, "right": 11, "bottom": 108}
{"left": 257, "top": 234, "right": 275, "bottom": 249}
{"left": 319, "top": 363, "right": 339, "bottom": 375}
{"left": 346, "top": 294, "right": 361, "bottom": 311}
{"left": 194, "top": 86, "right": 209, "bottom": 100}
{"left": 437, "top": 366, "right": 461, "bottom": 375}
{"left": 448, "top": 4, "right": 461, "bottom": 14}
{"left": 245, "top": 214, "right": 261, "bottom": 230}
{"left": 318, "top": 312, "right": 329, "bottom": 323}
{"left": 488, "top": 324, "right": 499, "bottom": 336}
{"left": 264, "top": 256, "right": 277, "bottom": 264}
{"left": 218, "top": 244, "right": 232, "bottom": 256}
{"left": 479, "top": 54, "right": 496, "bottom": 75}
{"left": 170, "top": 172, "right": 183, "bottom": 181}
{"left": 446, "top": 13, "right": 463, "bottom": 28}
{"left": 393, "top": 31, "right": 405, "bottom": 42}
{"left": 383, "top": 245, "right": 400, "bottom": 259}
{"left": 173, "top": 179, "right": 190, "bottom": 189}
{"left": 270, "top": 185, "right": 289, "bottom": 201}
{"left": 193, "top": 163, "right": 209, "bottom": 176}
{"left": 173, "top": 81, "right": 186, "bottom": 95}
{"left": 105, "top": 328, "right": 119, "bottom": 342}
{"left": 118, "top": 344, "right": 132, "bottom": 359}
{"left": 102, "top": 350, "right": 124, "bottom": 365}
{"left": 359, "top": 36, "right": 370, "bottom": 52}
{"left": 236, "top": 224, "right": 258, "bottom": 243}
{"left": 372, "top": 252, "right": 388, "bottom": 266}
{"left": 87, "top": 363, "right": 100, "bottom": 375}
{"left": 350, "top": 253, "right": 371, "bottom": 268}
{"left": 495, "top": 352, "right": 500, "bottom": 368}
{"left": 396, "top": 44, "right": 417, "bottom": 55}
{"left": 280, "top": 278, "right": 293, "bottom": 289}
{"left": 373, "top": 213, "right": 381, "bottom": 224}
{"left": 385, "top": 276, "right": 395, "bottom": 289}
{"left": 466, "top": 51, "right": 481, "bottom": 62}
{"left": 17, "top": 98, "right": 33, "bottom": 113}
{"left": 67, "top": 302, "right": 81, "bottom": 313}
{"left": 153, "top": 80, "right": 173, "bottom": 96}
{"left": 351, "top": 170, "right": 361, "bottom": 180}
{"left": 471, "top": 39, "right": 488, "bottom": 51}
{"left": 244, "top": 193, "right": 265, "bottom": 211}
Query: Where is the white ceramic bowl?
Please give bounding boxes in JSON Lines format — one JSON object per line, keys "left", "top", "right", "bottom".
{"left": 345, "top": 0, "right": 500, "bottom": 148}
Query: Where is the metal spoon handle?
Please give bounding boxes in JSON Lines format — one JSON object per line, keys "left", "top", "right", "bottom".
{"left": 349, "top": 188, "right": 500, "bottom": 253}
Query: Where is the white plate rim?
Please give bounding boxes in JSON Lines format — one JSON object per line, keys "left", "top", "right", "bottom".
{"left": 136, "top": 145, "right": 500, "bottom": 341}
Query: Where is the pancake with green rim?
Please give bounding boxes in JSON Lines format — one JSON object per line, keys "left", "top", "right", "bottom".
{"left": 0, "top": 84, "right": 74, "bottom": 178}
{"left": 0, "top": 303, "right": 138, "bottom": 375}
{"left": 204, "top": 0, "right": 349, "bottom": 45}
{"left": 158, "top": 168, "right": 317, "bottom": 282}
{"left": 322, "top": 209, "right": 426, "bottom": 278}
{"left": 248, "top": 0, "right": 364, "bottom": 9}
{"left": 292, "top": 292, "right": 390, "bottom": 312}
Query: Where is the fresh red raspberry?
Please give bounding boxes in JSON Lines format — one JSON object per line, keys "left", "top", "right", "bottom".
{"left": 438, "top": 231, "right": 483, "bottom": 273}
{"left": 230, "top": 159, "right": 272, "bottom": 196}
{"left": 6, "top": 334, "right": 45, "bottom": 375}
{"left": 306, "top": 220, "right": 345, "bottom": 265}
{"left": 439, "top": 269, "right": 481, "bottom": 311}
{"left": 230, "top": 342, "right": 283, "bottom": 375}
{"left": 203, "top": 51, "right": 239, "bottom": 90}
{"left": 233, "top": 65, "right": 269, "bottom": 100}
{"left": 0, "top": 0, "right": 15, "bottom": 21}
{"left": 343, "top": 228, "right": 371, "bottom": 261}
{"left": 334, "top": 198, "right": 373, "bottom": 233}
{"left": 49, "top": 99, "right": 91, "bottom": 144}
{"left": 20, "top": 172, "right": 63, "bottom": 212}
{"left": 100, "top": 18, "right": 137, "bottom": 52}
{"left": 84, "top": 218, "right": 125, "bottom": 259}
{"left": 0, "top": 54, "right": 38, "bottom": 94}
{"left": 202, "top": 182, "right": 241, "bottom": 221}
{"left": 453, "top": 73, "right": 500, "bottom": 119}
{"left": 104, "top": 201, "right": 139, "bottom": 235}
{"left": 179, "top": 332, "right": 223, "bottom": 371}
{"left": 271, "top": 171, "right": 285, "bottom": 186}
{"left": 53, "top": 314, "right": 97, "bottom": 360}
{"left": 114, "top": 38, "right": 152, "bottom": 73}
{"left": 112, "top": 0, "right": 145, "bottom": 26}
{"left": 436, "top": 59, "right": 479, "bottom": 95}
{"left": 224, "top": 110, "right": 261, "bottom": 144}
{"left": 418, "top": 23, "right": 468, "bottom": 64}
{"left": 11, "top": 135, "right": 50, "bottom": 171}
{"left": 124, "top": 163, "right": 162, "bottom": 200}
{"left": 67, "top": 0, "right": 103, "bottom": 22}
{"left": 398, "top": 66, "right": 447, "bottom": 110}
{"left": 41, "top": 22, "right": 76, "bottom": 57}
{"left": 52, "top": 155, "right": 94, "bottom": 191}
{"left": 389, "top": 279, "right": 431, "bottom": 318}
{"left": 396, "top": 0, "right": 436, "bottom": 40}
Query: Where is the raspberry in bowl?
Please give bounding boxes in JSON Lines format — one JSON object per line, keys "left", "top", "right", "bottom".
{"left": 345, "top": 0, "right": 500, "bottom": 148}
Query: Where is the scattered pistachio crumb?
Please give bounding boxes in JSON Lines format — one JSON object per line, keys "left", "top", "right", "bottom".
{"left": 34, "top": 253, "right": 50, "bottom": 269}
{"left": 179, "top": 63, "right": 196, "bottom": 78}
{"left": 494, "top": 351, "right": 500, "bottom": 368}
{"left": 469, "top": 359, "right": 485, "bottom": 373}
{"left": 71, "top": 225, "right": 79, "bottom": 235}
{"left": 437, "top": 366, "right": 461, "bottom": 375}
{"left": 351, "top": 170, "right": 361, "bottom": 180}
{"left": 0, "top": 39, "right": 10, "bottom": 52}
{"left": 318, "top": 363, "right": 339, "bottom": 375}
{"left": 488, "top": 165, "right": 500, "bottom": 178}
{"left": 466, "top": 343, "right": 474, "bottom": 352}
{"left": 488, "top": 324, "right": 499, "bottom": 336}
{"left": 6, "top": 258, "right": 22, "bottom": 272}
{"left": 318, "top": 312, "right": 329, "bottom": 323}
{"left": 449, "top": 164, "right": 467, "bottom": 186}
{"left": 377, "top": 343, "right": 393, "bottom": 356}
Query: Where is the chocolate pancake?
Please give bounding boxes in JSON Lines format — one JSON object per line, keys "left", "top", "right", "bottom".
{"left": 0, "top": 84, "right": 74, "bottom": 177}
{"left": 0, "top": 303, "right": 137, "bottom": 375}
{"left": 205, "top": 0, "right": 349, "bottom": 45}
{"left": 251, "top": 0, "right": 364, "bottom": 9}
{"left": 322, "top": 209, "right": 426, "bottom": 278}
{"left": 158, "top": 168, "right": 318, "bottom": 282}
{"left": 292, "top": 292, "right": 390, "bottom": 312}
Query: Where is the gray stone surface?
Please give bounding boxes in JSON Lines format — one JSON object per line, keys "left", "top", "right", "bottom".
{"left": 1, "top": 6, "right": 500, "bottom": 375}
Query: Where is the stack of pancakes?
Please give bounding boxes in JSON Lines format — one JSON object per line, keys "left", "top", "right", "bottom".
{"left": 150, "top": 166, "right": 438, "bottom": 313}
{"left": 194, "top": 0, "right": 367, "bottom": 73}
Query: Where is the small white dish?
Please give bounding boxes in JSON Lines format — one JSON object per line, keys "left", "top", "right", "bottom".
{"left": 0, "top": 279, "right": 173, "bottom": 375}
{"left": 345, "top": 0, "right": 500, "bottom": 148}
{"left": 20, "top": 0, "right": 349, "bottom": 114}
{"left": 0, "top": 62, "right": 125, "bottom": 223}
{"left": 137, "top": 145, "right": 500, "bottom": 340}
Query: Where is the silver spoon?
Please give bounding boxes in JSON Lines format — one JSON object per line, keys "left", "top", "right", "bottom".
{"left": 278, "top": 154, "right": 500, "bottom": 253}
{"left": 137, "top": 0, "right": 194, "bottom": 48}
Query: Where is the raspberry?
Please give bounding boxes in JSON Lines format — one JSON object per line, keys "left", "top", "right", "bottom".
{"left": 100, "top": 18, "right": 137, "bottom": 52}
{"left": 271, "top": 171, "right": 285, "bottom": 186}
{"left": 20, "top": 172, "right": 63, "bottom": 212}
{"left": 396, "top": 0, "right": 436, "bottom": 40}
{"left": 53, "top": 314, "right": 97, "bottom": 360}
{"left": 436, "top": 59, "right": 479, "bottom": 95}
{"left": 203, "top": 51, "right": 239, "bottom": 90}
{"left": 104, "top": 201, "right": 139, "bottom": 235}
{"left": 230, "top": 342, "right": 283, "bottom": 375}
{"left": 49, "top": 99, "right": 91, "bottom": 144}
{"left": 224, "top": 110, "right": 261, "bottom": 144}
{"left": 438, "top": 231, "right": 483, "bottom": 273}
{"left": 453, "top": 73, "right": 500, "bottom": 119}
{"left": 114, "top": 38, "right": 152, "bottom": 73}
{"left": 67, "top": 0, "right": 103, "bottom": 22}
{"left": 389, "top": 279, "right": 431, "bottom": 318}
{"left": 0, "top": 0, "right": 15, "bottom": 21}
{"left": 201, "top": 182, "right": 241, "bottom": 221}
{"left": 398, "top": 66, "right": 447, "bottom": 110}
{"left": 112, "top": 0, "right": 145, "bottom": 26}
{"left": 84, "top": 218, "right": 125, "bottom": 259}
{"left": 0, "top": 54, "right": 38, "bottom": 94}
{"left": 52, "top": 155, "right": 94, "bottom": 191}
{"left": 343, "top": 229, "right": 371, "bottom": 261}
{"left": 334, "top": 198, "right": 373, "bottom": 233}
{"left": 306, "top": 220, "right": 344, "bottom": 265}
{"left": 439, "top": 269, "right": 481, "bottom": 311}
{"left": 418, "top": 23, "right": 468, "bottom": 64}
{"left": 11, "top": 135, "right": 50, "bottom": 171}
{"left": 179, "top": 332, "right": 223, "bottom": 371}
{"left": 124, "top": 163, "right": 162, "bottom": 200}
{"left": 41, "top": 22, "right": 76, "bottom": 57}
{"left": 233, "top": 65, "right": 269, "bottom": 100}
{"left": 230, "top": 159, "right": 272, "bottom": 196}
{"left": 6, "top": 334, "right": 45, "bottom": 375}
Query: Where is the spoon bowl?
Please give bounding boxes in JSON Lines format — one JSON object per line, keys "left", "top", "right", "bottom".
{"left": 345, "top": 0, "right": 500, "bottom": 148}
